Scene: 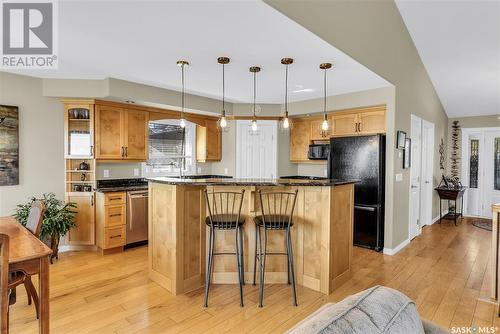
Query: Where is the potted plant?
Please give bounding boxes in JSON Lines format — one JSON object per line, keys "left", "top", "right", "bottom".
{"left": 14, "top": 193, "right": 76, "bottom": 263}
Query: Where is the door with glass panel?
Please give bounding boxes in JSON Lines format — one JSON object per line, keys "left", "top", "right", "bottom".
{"left": 481, "top": 131, "right": 500, "bottom": 218}
{"left": 465, "top": 133, "right": 482, "bottom": 217}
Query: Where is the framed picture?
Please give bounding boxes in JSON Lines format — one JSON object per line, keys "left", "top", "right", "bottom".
{"left": 0, "top": 105, "right": 19, "bottom": 186}
{"left": 403, "top": 138, "right": 411, "bottom": 169}
{"left": 397, "top": 130, "right": 406, "bottom": 149}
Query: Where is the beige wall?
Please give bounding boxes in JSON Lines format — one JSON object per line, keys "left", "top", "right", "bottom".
{"left": 447, "top": 116, "right": 500, "bottom": 178}
{"left": 0, "top": 72, "right": 64, "bottom": 216}
{"left": 265, "top": 0, "right": 448, "bottom": 249}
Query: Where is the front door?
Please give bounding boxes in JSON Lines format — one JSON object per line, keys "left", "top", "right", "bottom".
{"left": 482, "top": 131, "right": 500, "bottom": 218}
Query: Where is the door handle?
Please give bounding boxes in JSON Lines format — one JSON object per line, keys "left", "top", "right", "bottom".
{"left": 121, "top": 147, "right": 125, "bottom": 157}
{"left": 125, "top": 146, "right": 128, "bottom": 157}
{"left": 354, "top": 205, "right": 376, "bottom": 212}
{"left": 411, "top": 185, "right": 418, "bottom": 189}
{"left": 425, "top": 181, "right": 430, "bottom": 184}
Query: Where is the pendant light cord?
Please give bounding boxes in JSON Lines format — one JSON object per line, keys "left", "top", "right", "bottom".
{"left": 222, "top": 63, "right": 225, "bottom": 112}
{"left": 323, "top": 68, "right": 327, "bottom": 115}
{"left": 285, "top": 64, "right": 288, "bottom": 113}
{"left": 181, "top": 64, "right": 185, "bottom": 117}
{"left": 253, "top": 71, "right": 256, "bottom": 117}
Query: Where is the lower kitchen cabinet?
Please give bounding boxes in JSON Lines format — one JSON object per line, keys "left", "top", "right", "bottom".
{"left": 66, "top": 192, "right": 95, "bottom": 246}
{"left": 96, "top": 191, "right": 126, "bottom": 254}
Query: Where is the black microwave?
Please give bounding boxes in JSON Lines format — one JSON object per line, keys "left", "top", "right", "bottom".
{"left": 308, "top": 144, "right": 330, "bottom": 160}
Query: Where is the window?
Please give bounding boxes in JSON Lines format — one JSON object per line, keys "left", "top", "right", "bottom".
{"left": 469, "top": 139, "right": 479, "bottom": 188}
{"left": 143, "top": 120, "right": 196, "bottom": 177}
{"left": 495, "top": 138, "right": 500, "bottom": 190}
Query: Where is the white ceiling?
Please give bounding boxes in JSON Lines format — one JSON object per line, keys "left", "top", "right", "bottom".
{"left": 396, "top": 0, "right": 500, "bottom": 118}
{"left": 10, "top": 0, "right": 390, "bottom": 104}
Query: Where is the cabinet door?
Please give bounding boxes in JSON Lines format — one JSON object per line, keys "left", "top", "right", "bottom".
{"left": 124, "top": 109, "right": 149, "bottom": 160}
{"left": 358, "top": 110, "right": 386, "bottom": 134}
{"left": 196, "top": 125, "right": 207, "bottom": 162}
{"left": 67, "top": 193, "right": 95, "bottom": 245}
{"left": 310, "top": 118, "right": 331, "bottom": 141}
{"left": 290, "top": 119, "right": 310, "bottom": 162}
{"left": 64, "top": 103, "right": 95, "bottom": 158}
{"left": 206, "top": 119, "right": 221, "bottom": 161}
{"left": 332, "top": 113, "right": 358, "bottom": 137}
{"left": 95, "top": 105, "right": 124, "bottom": 159}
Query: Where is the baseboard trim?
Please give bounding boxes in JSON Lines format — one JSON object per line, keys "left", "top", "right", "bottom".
{"left": 383, "top": 238, "right": 410, "bottom": 256}
{"left": 430, "top": 210, "right": 449, "bottom": 225}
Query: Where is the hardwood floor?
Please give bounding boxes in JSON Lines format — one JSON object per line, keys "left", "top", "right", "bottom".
{"left": 9, "top": 217, "right": 498, "bottom": 333}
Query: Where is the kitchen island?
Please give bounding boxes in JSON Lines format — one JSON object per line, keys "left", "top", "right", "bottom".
{"left": 147, "top": 177, "right": 356, "bottom": 296}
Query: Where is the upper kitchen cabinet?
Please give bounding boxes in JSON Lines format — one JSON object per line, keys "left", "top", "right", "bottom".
{"left": 310, "top": 117, "right": 331, "bottom": 141}
{"left": 124, "top": 109, "right": 149, "bottom": 160}
{"left": 331, "top": 106, "right": 386, "bottom": 137}
{"left": 331, "top": 113, "right": 358, "bottom": 137}
{"left": 95, "top": 103, "right": 149, "bottom": 160}
{"left": 290, "top": 118, "right": 311, "bottom": 162}
{"left": 64, "top": 102, "right": 95, "bottom": 158}
{"left": 357, "top": 109, "right": 386, "bottom": 135}
{"left": 196, "top": 119, "right": 221, "bottom": 162}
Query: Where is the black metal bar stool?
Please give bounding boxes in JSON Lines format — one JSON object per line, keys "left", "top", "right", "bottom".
{"left": 253, "top": 189, "right": 298, "bottom": 307}
{"left": 203, "top": 189, "right": 245, "bottom": 307}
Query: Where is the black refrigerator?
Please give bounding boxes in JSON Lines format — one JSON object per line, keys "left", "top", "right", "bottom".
{"left": 328, "top": 135, "right": 385, "bottom": 251}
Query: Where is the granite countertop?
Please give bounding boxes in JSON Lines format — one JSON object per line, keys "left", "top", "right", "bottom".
{"left": 147, "top": 177, "right": 358, "bottom": 187}
{"left": 96, "top": 185, "right": 149, "bottom": 193}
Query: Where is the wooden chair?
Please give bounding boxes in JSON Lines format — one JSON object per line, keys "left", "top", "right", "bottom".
{"left": 0, "top": 234, "right": 9, "bottom": 334}
{"left": 9, "top": 201, "right": 45, "bottom": 319}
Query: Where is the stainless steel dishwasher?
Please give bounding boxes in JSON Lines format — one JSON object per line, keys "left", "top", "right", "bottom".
{"left": 126, "top": 190, "right": 148, "bottom": 245}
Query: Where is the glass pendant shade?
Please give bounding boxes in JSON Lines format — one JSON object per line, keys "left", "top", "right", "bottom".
{"left": 251, "top": 117, "right": 258, "bottom": 132}
{"left": 321, "top": 115, "right": 329, "bottom": 131}
{"left": 179, "top": 118, "right": 186, "bottom": 128}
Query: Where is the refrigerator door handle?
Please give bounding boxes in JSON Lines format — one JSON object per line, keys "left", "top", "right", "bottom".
{"left": 354, "top": 205, "right": 376, "bottom": 212}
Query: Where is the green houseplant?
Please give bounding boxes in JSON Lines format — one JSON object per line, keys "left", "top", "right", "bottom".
{"left": 14, "top": 193, "right": 76, "bottom": 263}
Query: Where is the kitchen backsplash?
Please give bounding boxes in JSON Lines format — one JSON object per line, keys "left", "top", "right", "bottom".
{"left": 96, "top": 162, "right": 214, "bottom": 180}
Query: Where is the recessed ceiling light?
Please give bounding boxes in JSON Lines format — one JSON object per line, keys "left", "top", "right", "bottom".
{"left": 292, "top": 88, "right": 314, "bottom": 93}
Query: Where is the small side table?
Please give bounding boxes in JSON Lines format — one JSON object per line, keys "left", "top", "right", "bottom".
{"left": 435, "top": 186, "right": 466, "bottom": 226}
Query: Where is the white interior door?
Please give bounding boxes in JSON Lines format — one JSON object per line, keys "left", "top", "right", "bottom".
{"left": 481, "top": 130, "right": 500, "bottom": 218}
{"left": 420, "top": 120, "right": 434, "bottom": 226}
{"left": 409, "top": 115, "right": 422, "bottom": 240}
{"left": 236, "top": 120, "right": 277, "bottom": 179}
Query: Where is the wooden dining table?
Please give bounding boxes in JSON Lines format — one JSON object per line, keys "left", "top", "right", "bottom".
{"left": 0, "top": 216, "right": 52, "bottom": 333}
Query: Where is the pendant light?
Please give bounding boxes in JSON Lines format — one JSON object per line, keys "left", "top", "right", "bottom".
{"left": 217, "top": 57, "right": 230, "bottom": 132}
{"left": 320, "top": 62, "right": 332, "bottom": 134}
{"left": 177, "top": 60, "right": 189, "bottom": 128}
{"left": 280, "top": 58, "right": 293, "bottom": 131}
{"left": 249, "top": 66, "right": 261, "bottom": 132}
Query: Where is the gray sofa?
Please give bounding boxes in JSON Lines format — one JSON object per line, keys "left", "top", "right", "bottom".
{"left": 286, "top": 286, "right": 449, "bottom": 334}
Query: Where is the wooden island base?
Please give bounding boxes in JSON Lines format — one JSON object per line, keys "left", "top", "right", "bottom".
{"left": 148, "top": 181, "right": 354, "bottom": 296}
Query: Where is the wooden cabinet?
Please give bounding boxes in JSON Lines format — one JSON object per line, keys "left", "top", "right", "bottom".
{"left": 196, "top": 119, "right": 221, "bottom": 162}
{"left": 331, "top": 113, "right": 358, "bottom": 137}
{"left": 357, "top": 110, "right": 386, "bottom": 134}
{"left": 289, "top": 105, "right": 386, "bottom": 162}
{"left": 96, "top": 192, "right": 126, "bottom": 254}
{"left": 66, "top": 193, "right": 95, "bottom": 246}
{"left": 95, "top": 105, "right": 149, "bottom": 160}
{"left": 332, "top": 108, "right": 386, "bottom": 137}
{"left": 290, "top": 118, "right": 311, "bottom": 162}
{"left": 310, "top": 117, "right": 331, "bottom": 141}
{"left": 64, "top": 102, "right": 95, "bottom": 158}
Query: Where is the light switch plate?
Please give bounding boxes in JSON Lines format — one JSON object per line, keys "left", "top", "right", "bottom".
{"left": 323, "top": 168, "right": 327, "bottom": 177}
{"left": 224, "top": 168, "right": 228, "bottom": 175}
{"left": 398, "top": 151, "right": 403, "bottom": 158}
{"left": 133, "top": 168, "right": 139, "bottom": 176}
{"left": 197, "top": 167, "right": 201, "bottom": 174}
{"left": 103, "top": 169, "right": 109, "bottom": 178}
{"left": 395, "top": 173, "right": 403, "bottom": 182}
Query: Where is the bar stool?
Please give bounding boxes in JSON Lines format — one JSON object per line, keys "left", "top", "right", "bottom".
{"left": 203, "top": 189, "right": 245, "bottom": 307}
{"left": 253, "top": 189, "right": 298, "bottom": 307}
